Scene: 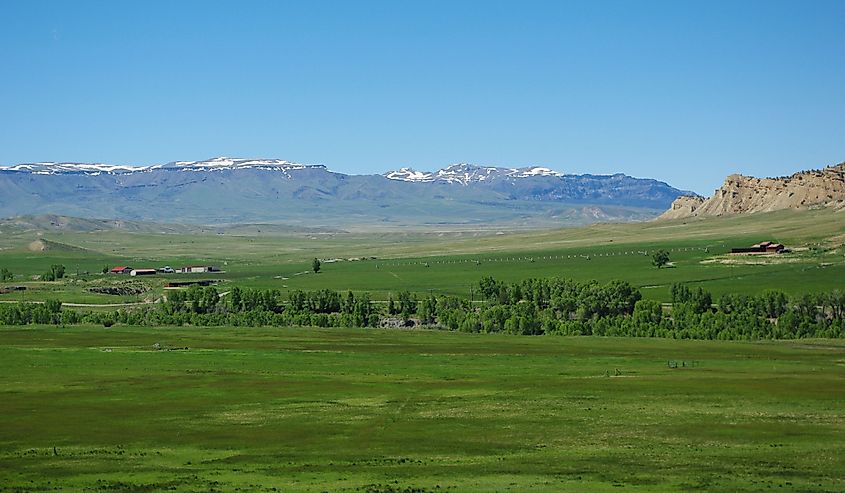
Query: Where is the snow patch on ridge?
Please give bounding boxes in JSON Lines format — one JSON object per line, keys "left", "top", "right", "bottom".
{"left": 2, "top": 157, "right": 564, "bottom": 182}
{"left": 0, "top": 157, "right": 327, "bottom": 176}
{"left": 384, "top": 167, "right": 436, "bottom": 182}
{"left": 0, "top": 162, "right": 144, "bottom": 175}
{"left": 165, "top": 157, "right": 320, "bottom": 171}
{"left": 383, "top": 163, "right": 564, "bottom": 185}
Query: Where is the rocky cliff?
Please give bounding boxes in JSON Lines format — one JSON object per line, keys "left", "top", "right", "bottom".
{"left": 659, "top": 162, "right": 845, "bottom": 220}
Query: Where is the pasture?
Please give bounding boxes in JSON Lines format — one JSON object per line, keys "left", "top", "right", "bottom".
{"left": 1, "top": 208, "right": 844, "bottom": 305}
{"left": 1, "top": 209, "right": 844, "bottom": 491}
{"left": 0, "top": 325, "right": 843, "bottom": 492}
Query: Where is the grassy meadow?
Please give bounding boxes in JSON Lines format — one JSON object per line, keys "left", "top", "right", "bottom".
{"left": 0, "top": 325, "right": 843, "bottom": 492}
{"left": 0, "top": 208, "right": 844, "bottom": 305}
{"left": 1, "top": 209, "right": 844, "bottom": 491}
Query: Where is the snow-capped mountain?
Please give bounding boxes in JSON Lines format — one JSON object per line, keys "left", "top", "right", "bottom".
{"left": 0, "top": 162, "right": 143, "bottom": 175}
{"left": 384, "top": 163, "right": 564, "bottom": 185}
{"left": 0, "top": 156, "right": 691, "bottom": 227}
{"left": 161, "top": 157, "right": 326, "bottom": 172}
{"left": 0, "top": 157, "right": 326, "bottom": 175}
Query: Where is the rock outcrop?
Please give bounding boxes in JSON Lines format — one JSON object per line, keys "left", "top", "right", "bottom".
{"left": 659, "top": 162, "right": 845, "bottom": 220}
{"left": 658, "top": 195, "right": 707, "bottom": 220}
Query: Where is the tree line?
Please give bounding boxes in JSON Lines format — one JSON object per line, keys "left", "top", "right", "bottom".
{"left": 0, "top": 278, "right": 843, "bottom": 340}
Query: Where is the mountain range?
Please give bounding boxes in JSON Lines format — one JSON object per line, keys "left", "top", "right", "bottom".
{"left": 0, "top": 157, "right": 690, "bottom": 228}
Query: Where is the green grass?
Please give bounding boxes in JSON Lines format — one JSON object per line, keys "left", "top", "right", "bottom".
{"left": 0, "top": 325, "right": 843, "bottom": 492}
{"left": 2, "top": 208, "right": 844, "bottom": 304}
{"left": 2, "top": 210, "right": 844, "bottom": 491}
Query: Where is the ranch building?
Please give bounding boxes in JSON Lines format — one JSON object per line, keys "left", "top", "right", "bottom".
{"left": 179, "top": 265, "right": 219, "bottom": 274}
{"left": 130, "top": 269, "right": 157, "bottom": 276}
{"left": 730, "top": 241, "right": 786, "bottom": 255}
{"left": 110, "top": 266, "right": 132, "bottom": 274}
{"left": 164, "top": 280, "right": 219, "bottom": 288}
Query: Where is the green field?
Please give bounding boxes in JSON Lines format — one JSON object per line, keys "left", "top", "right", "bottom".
{"left": 1, "top": 208, "right": 844, "bottom": 305}
{"left": 2, "top": 210, "right": 844, "bottom": 491}
{"left": 0, "top": 325, "right": 843, "bottom": 492}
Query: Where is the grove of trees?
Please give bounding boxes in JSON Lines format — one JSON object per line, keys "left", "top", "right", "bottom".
{"left": 1, "top": 277, "right": 843, "bottom": 340}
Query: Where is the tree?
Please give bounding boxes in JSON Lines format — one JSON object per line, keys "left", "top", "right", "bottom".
{"left": 230, "top": 286, "right": 243, "bottom": 311}
{"left": 342, "top": 290, "right": 355, "bottom": 314}
{"left": 397, "top": 290, "right": 417, "bottom": 319}
{"left": 50, "top": 264, "right": 66, "bottom": 280}
{"left": 352, "top": 292, "right": 374, "bottom": 327}
{"left": 478, "top": 276, "right": 502, "bottom": 301}
{"left": 418, "top": 295, "right": 437, "bottom": 325}
{"left": 759, "top": 289, "right": 788, "bottom": 319}
{"left": 670, "top": 283, "right": 691, "bottom": 304}
{"left": 312, "top": 258, "right": 321, "bottom": 273}
{"left": 44, "top": 299, "right": 62, "bottom": 314}
{"left": 0, "top": 268, "right": 12, "bottom": 281}
{"left": 633, "top": 299, "right": 663, "bottom": 325}
{"left": 289, "top": 290, "right": 307, "bottom": 312}
{"left": 652, "top": 250, "right": 670, "bottom": 269}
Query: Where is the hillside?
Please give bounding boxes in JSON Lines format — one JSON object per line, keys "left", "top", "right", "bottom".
{"left": 0, "top": 215, "right": 205, "bottom": 235}
{"left": 660, "top": 161, "right": 845, "bottom": 219}
{"left": 0, "top": 214, "right": 342, "bottom": 236}
{"left": 0, "top": 157, "right": 689, "bottom": 227}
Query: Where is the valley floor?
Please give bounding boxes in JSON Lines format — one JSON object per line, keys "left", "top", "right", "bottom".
{"left": 1, "top": 325, "right": 843, "bottom": 492}
{"left": 1, "top": 208, "right": 845, "bottom": 305}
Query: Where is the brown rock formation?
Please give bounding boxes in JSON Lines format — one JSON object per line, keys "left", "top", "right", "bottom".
{"left": 658, "top": 162, "right": 845, "bottom": 220}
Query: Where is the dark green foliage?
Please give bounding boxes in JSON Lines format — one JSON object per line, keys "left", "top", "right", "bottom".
{"left": 460, "top": 277, "right": 643, "bottom": 335}
{"left": 652, "top": 249, "right": 670, "bottom": 268}
{"left": 289, "top": 289, "right": 341, "bottom": 313}
{"left": 40, "top": 264, "right": 66, "bottom": 281}
{"left": 448, "top": 278, "right": 842, "bottom": 339}
{"left": 759, "top": 289, "right": 789, "bottom": 318}
{"left": 417, "top": 295, "right": 437, "bottom": 325}
{"left": 670, "top": 283, "right": 712, "bottom": 313}
{"left": 312, "top": 258, "right": 321, "bottom": 273}
{"left": 0, "top": 267, "right": 12, "bottom": 281}
{"left": 1, "top": 279, "right": 843, "bottom": 340}
{"left": 397, "top": 290, "right": 417, "bottom": 319}
{"left": 633, "top": 299, "right": 663, "bottom": 325}
{"left": 350, "top": 292, "right": 376, "bottom": 327}
{"left": 478, "top": 276, "right": 503, "bottom": 301}
{"left": 0, "top": 299, "right": 63, "bottom": 325}
{"left": 343, "top": 291, "right": 355, "bottom": 314}
{"left": 227, "top": 286, "right": 281, "bottom": 313}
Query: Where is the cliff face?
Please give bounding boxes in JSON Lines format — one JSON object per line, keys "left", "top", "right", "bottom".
{"left": 658, "top": 162, "right": 845, "bottom": 220}
{"left": 658, "top": 195, "right": 706, "bottom": 220}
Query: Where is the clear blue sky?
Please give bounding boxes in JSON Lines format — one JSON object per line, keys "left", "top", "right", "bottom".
{"left": 1, "top": 0, "right": 843, "bottom": 193}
